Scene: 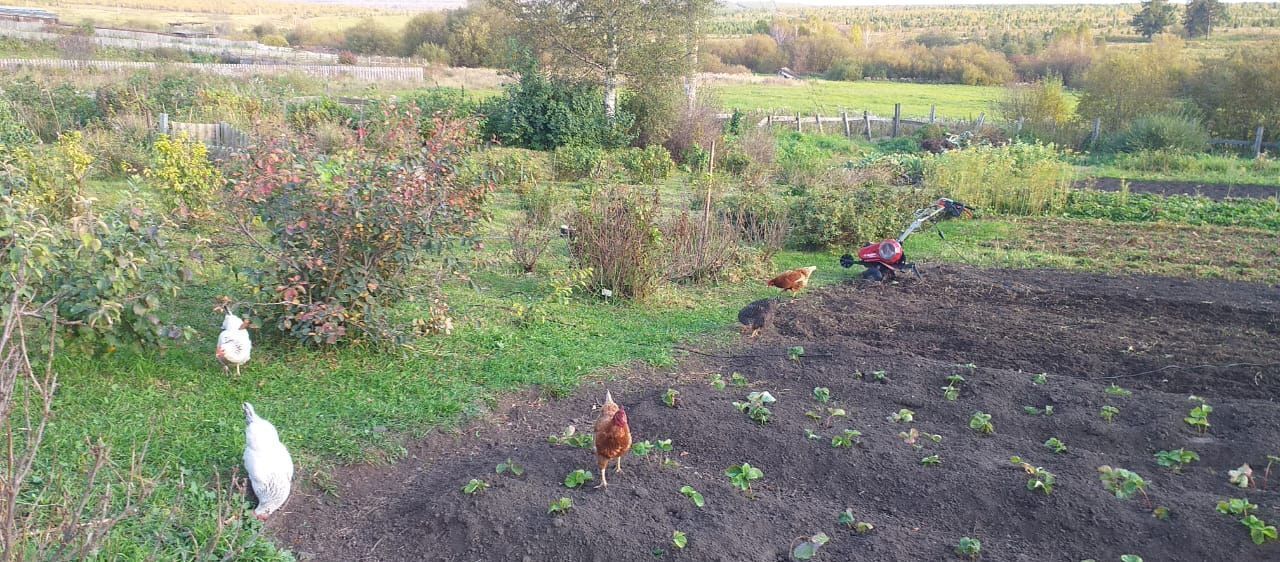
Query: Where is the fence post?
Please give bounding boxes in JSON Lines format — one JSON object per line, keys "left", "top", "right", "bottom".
{"left": 891, "top": 103, "right": 901, "bottom": 138}
{"left": 795, "top": 113, "right": 802, "bottom": 132}
{"left": 929, "top": 105, "right": 936, "bottom": 124}
{"left": 158, "top": 112, "right": 168, "bottom": 135}
{"left": 1254, "top": 125, "right": 1266, "bottom": 158}
{"left": 815, "top": 114, "right": 822, "bottom": 134}
{"left": 841, "top": 111, "right": 850, "bottom": 138}
{"left": 766, "top": 114, "right": 773, "bottom": 128}
{"left": 1089, "top": 118, "right": 1101, "bottom": 148}
{"left": 973, "top": 112, "right": 986, "bottom": 132}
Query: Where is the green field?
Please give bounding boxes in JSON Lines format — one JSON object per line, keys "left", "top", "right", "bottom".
{"left": 710, "top": 79, "right": 1063, "bottom": 119}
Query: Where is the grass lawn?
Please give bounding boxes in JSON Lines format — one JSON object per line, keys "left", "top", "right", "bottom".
{"left": 1081, "top": 164, "right": 1280, "bottom": 187}
{"left": 709, "top": 79, "right": 1071, "bottom": 120}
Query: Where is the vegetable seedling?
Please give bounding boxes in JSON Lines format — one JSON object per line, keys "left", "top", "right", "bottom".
{"left": 679, "top": 485, "right": 705, "bottom": 508}
{"left": 462, "top": 478, "right": 489, "bottom": 495}
{"left": 872, "top": 370, "right": 888, "bottom": 382}
{"left": 942, "top": 374, "right": 965, "bottom": 401}
{"left": 725, "top": 463, "right": 764, "bottom": 495}
{"left": 1241, "top": 515, "right": 1279, "bottom": 545}
{"left": 1100, "top": 405, "right": 1119, "bottom": 423}
{"left": 1228, "top": 464, "right": 1253, "bottom": 488}
{"left": 496, "top": 458, "right": 524, "bottom": 476}
{"left": 1098, "top": 466, "right": 1149, "bottom": 506}
{"left": 955, "top": 537, "right": 982, "bottom": 560}
{"left": 1031, "top": 373, "right": 1047, "bottom": 385}
{"left": 730, "top": 372, "right": 748, "bottom": 387}
{"left": 790, "top": 532, "right": 829, "bottom": 560}
{"left": 969, "top": 411, "right": 994, "bottom": 435}
{"left": 548, "top": 425, "right": 593, "bottom": 449}
{"left": 921, "top": 454, "right": 941, "bottom": 467}
{"left": 1153, "top": 506, "right": 1170, "bottom": 520}
{"left": 1153, "top": 449, "right": 1199, "bottom": 472}
{"left": 831, "top": 429, "right": 862, "bottom": 449}
{"left": 1023, "top": 405, "right": 1054, "bottom": 416}
{"left": 661, "top": 388, "right": 679, "bottom": 408}
{"left": 632, "top": 441, "right": 655, "bottom": 457}
{"left": 787, "top": 346, "right": 805, "bottom": 361}
{"left": 1044, "top": 437, "right": 1067, "bottom": 454}
{"left": 733, "top": 391, "right": 776, "bottom": 425}
{"left": 564, "top": 469, "right": 594, "bottom": 489}
{"left": 838, "top": 508, "right": 856, "bottom": 528}
{"left": 1105, "top": 384, "right": 1132, "bottom": 398}
{"left": 547, "top": 497, "right": 573, "bottom": 515}
{"left": 854, "top": 522, "right": 874, "bottom": 535}
{"left": 1216, "top": 498, "right": 1257, "bottom": 518}
{"left": 899, "top": 428, "right": 920, "bottom": 446}
{"left": 823, "top": 407, "right": 847, "bottom": 428}
{"left": 709, "top": 373, "right": 726, "bottom": 390}
{"left": 672, "top": 531, "right": 687, "bottom": 549}
{"left": 889, "top": 408, "right": 915, "bottom": 423}
{"left": 656, "top": 439, "right": 673, "bottom": 453}
{"left": 1184, "top": 400, "right": 1212, "bottom": 433}
{"left": 804, "top": 428, "right": 820, "bottom": 441}
{"left": 813, "top": 387, "right": 831, "bottom": 403}
{"left": 1120, "top": 556, "right": 1143, "bottom": 562}
{"left": 1020, "top": 463, "right": 1056, "bottom": 495}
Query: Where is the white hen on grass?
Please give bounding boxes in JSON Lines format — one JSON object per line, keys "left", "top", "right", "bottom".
{"left": 216, "top": 313, "right": 251, "bottom": 376}
{"left": 243, "top": 402, "right": 293, "bottom": 520}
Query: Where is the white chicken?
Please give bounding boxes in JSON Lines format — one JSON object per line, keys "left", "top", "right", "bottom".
{"left": 242, "top": 402, "right": 293, "bottom": 520}
{"left": 216, "top": 312, "right": 251, "bottom": 376}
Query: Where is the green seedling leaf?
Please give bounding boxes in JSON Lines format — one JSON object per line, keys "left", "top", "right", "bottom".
{"left": 679, "top": 485, "right": 705, "bottom": 508}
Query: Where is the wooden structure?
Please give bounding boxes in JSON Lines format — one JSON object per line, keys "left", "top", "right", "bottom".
{"left": 0, "top": 6, "right": 57, "bottom": 24}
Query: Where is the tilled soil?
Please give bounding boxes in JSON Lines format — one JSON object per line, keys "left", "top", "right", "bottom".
{"left": 1087, "top": 178, "right": 1280, "bottom": 201}
{"left": 272, "top": 265, "right": 1280, "bottom": 562}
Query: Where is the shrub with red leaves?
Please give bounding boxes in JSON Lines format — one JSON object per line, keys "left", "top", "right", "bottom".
{"left": 228, "top": 102, "right": 491, "bottom": 345}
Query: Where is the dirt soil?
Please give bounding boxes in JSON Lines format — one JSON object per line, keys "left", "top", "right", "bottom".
{"left": 272, "top": 265, "right": 1280, "bottom": 562}
{"left": 1087, "top": 178, "right": 1280, "bottom": 201}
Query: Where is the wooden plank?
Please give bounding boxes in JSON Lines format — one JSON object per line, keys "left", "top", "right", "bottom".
{"left": 891, "top": 103, "right": 901, "bottom": 138}
{"left": 842, "top": 111, "right": 850, "bottom": 138}
{"left": 1253, "top": 126, "right": 1265, "bottom": 158}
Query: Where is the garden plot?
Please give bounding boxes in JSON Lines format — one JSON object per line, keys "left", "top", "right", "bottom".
{"left": 272, "top": 265, "right": 1280, "bottom": 561}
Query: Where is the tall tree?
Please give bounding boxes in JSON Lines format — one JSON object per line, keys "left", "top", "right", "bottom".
{"left": 1184, "top": 0, "right": 1226, "bottom": 38}
{"left": 495, "top": 0, "right": 709, "bottom": 119}
{"left": 1130, "top": 0, "right": 1178, "bottom": 40}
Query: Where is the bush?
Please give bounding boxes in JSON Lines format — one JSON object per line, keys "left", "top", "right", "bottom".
{"left": 343, "top": 19, "right": 397, "bottom": 55}
{"left": 824, "top": 58, "right": 862, "bottom": 82}
{"left": 286, "top": 97, "right": 356, "bottom": 132}
{"left": 337, "top": 51, "right": 358, "bottom": 65}
{"left": 83, "top": 116, "right": 151, "bottom": 179}
{"left": 569, "top": 186, "right": 663, "bottom": 300}
{"left": 663, "top": 97, "right": 724, "bottom": 168}
{"left": 615, "top": 146, "right": 674, "bottom": 184}
{"left": 720, "top": 190, "right": 789, "bottom": 261}
{"left": 228, "top": 106, "right": 491, "bottom": 345}
{"left": 0, "top": 97, "right": 34, "bottom": 147}
{"left": 553, "top": 145, "right": 605, "bottom": 181}
{"left": 259, "top": 34, "right": 289, "bottom": 47}
{"left": 924, "top": 142, "right": 1072, "bottom": 216}
{"left": 622, "top": 81, "right": 682, "bottom": 148}
{"left": 790, "top": 184, "right": 933, "bottom": 249}
{"left": 662, "top": 209, "right": 741, "bottom": 283}
{"left": 1120, "top": 114, "right": 1209, "bottom": 153}
{"left": 144, "top": 134, "right": 224, "bottom": 218}
{"left": 1, "top": 132, "right": 92, "bottom": 219}
{"left": 848, "top": 153, "right": 926, "bottom": 185}
{"left": 998, "top": 74, "right": 1073, "bottom": 135}
{"left": 875, "top": 137, "right": 922, "bottom": 154}
{"left": 413, "top": 43, "right": 451, "bottom": 65}
{"left": 0, "top": 196, "right": 200, "bottom": 355}
{"left": 482, "top": 55, "right": 633, "bottom": 150}
{"left": 470, "top": 148, "right": 548, "bottom": 188}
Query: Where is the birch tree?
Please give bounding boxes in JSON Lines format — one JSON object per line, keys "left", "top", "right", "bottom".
{"left": 496, "top": 0, "right": 711, "bottom": 119}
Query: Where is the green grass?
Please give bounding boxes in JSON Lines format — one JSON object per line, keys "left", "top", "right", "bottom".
{"left": 711, "top": 79, "right": 1074, "bottom": 120}
{"left": 1082, "top": 164, "right": 1280, "bottom": 188}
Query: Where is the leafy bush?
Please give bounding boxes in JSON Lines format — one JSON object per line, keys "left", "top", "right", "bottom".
{"left": 0, "top": 131, "right": 93, "bottom": 219}
{"left": 286, "top": 97, "right": 355, "bottom": 132}
{"left": 1120, "top": 114, "right": 1209, "bottom": 153}
{"left": 720, "top": 190, "right": 789, "bottom": 261}
{"left": 847, "top": 153, "right": 926, "bottom": 185}
{"left": 144, "top": 133, "right": 224, "bottom": 218}
{"left": 553, "top": 145, "right": 606, "bottom": 181}
{"left": 470, "top": 148, "right": 548, "bottom": 187}
{"left": 790, "top": 184, "right": 933, "bottom": 249}
{"left": 413, "top": 43, "right": 451, "bottom": 65}
{"left": 875, "top": 137, "right": 923, "bottom": 154}
{"left": 481, "top": 55, "right": 633, "bottom": 150}
{"left": 615, "top": 146, "right": 675, "bottom": 184}
{"left": 824, "top": 58, "right": 862, "bottom": 81}
{"left": 228, "top": 106, "right": 491, "bottom": 345}
{"left": 662, "top": 209, "right": 741, "bottom": 283}
{"left": 924, "top": 142, "right": 1072, "bottom": 215}
{"left": 0, "top": 196, "right": 200, "bottom": 354}
{"left": 83, "top": 114, "right": 152, "bottom": 178}
{"left": 0, "top": 97, "right": 35, "bottom": 147}
{"left": 569, "top": 186, "right": 663, "bottom": 300}
{"left": 337, "top": 50, "right": 358, "bottom": 65}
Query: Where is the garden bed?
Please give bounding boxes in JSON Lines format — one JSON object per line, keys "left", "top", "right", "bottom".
{"left": 271, "top": 265, "right": 1280, "bottom": 561}
{"left": 1088, "top": 178, "right": 1280, "bottom": 201}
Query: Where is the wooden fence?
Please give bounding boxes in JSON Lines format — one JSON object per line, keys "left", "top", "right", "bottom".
{"left": 157, "top": 113, "right": 250, "bottom": 158}
{"left": 0, "top": 21, "right": 414, "bottom": 67}
{"left": 733, "top": 107, "right": 1276, "bottom": 156}
{"left": 0, "top": 58, "right": 426, "bottom": 82}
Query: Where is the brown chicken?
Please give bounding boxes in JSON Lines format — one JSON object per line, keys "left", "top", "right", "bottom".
{"left": 592, "top": 390, "right": 632, "bottom": 488}
{"left": 766, "top": 266, "right": 817, "bottom": 294}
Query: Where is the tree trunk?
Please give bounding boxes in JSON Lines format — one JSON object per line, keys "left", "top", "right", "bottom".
{"left": 604, "top": 29, "right": 620, "bottom": 120}
{"left": 683, "top": 10, "right": 699, "bottom": 108}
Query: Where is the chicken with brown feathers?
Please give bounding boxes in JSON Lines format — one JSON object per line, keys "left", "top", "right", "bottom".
{"left": 766, "top": 266, "right": 817, "bottom": 294}
{"left": 593, "top": 390, "right": 632, "bottom": 488}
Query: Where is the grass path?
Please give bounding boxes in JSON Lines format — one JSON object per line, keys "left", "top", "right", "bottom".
{"left": 710, "top": 79, "right": 1041, "bottom": 119}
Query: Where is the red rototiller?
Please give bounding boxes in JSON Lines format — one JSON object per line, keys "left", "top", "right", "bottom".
{"left": 839, "top": 197, "right": 973, "bottom": 281}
